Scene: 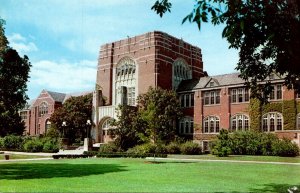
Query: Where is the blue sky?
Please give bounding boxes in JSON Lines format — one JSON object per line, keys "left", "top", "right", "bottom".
{"left": 1, "top": 0, "right": 238, "bottom": 100}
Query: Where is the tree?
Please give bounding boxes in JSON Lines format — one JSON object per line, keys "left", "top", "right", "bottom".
{"left": 0, "top": 18, "right": 31, "bottom": 136}
{"left": 137, "top": 87, "right": 182, "bottom": 144}
{"left": 110, "top": 105, "right": 142, "bottom": 150}
{"left": 152, "top": 0, "right": 300, "bottom": 100}
{"left": 50, "top": 94, "right": 92, "bottom": 142}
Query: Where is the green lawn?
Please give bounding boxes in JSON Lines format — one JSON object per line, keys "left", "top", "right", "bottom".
{"left": 0, "top": 158, "right": 299, "bottom": 192}
{"left": 168, "top": 154, "right": 300, "bottom": 163}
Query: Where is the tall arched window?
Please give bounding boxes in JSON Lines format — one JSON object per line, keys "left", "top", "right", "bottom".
{"left": 45, "top": 120, "right": 51, "bottom": 133}
{"left": 203, "top": 116, "right": 220, "bottom": 133}
{"left": 262, "top": 112, "right": 283, "bottom": 132}
{"left": 38, "top": 102, "right": 48, "bottom": 117}
{"left": 230, "top": 114, "right": 249, "bottom": 132}
{"left": 179, "top": 117, "right": 194, "bottom": 134}
{"left": 115, "top": 57, "right": 136, "bottom": 106}
{"left": 102, "top": 118, "right": 113, "bottom": 136}
{"left": 172, "top": 59, "right": 192, "bottom": 90}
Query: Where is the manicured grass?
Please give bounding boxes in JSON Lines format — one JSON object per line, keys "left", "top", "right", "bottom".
{"left": 0, "top": 158, "right": 299, "bottom": 192}
{"left": 168, "top": 154, "right": 300, "bottom": 163}
{"left": 0, "top": 154, "right": 49, "bottom": 160}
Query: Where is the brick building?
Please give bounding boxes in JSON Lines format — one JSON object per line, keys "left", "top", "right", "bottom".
{"left": 20, "top": 90, "right": 91, "bottom": 135}
{"left": 91, "top": 31, "right": 299, "bottom": 148}
{"left": 92, "top": 31, "right": 204, "bottom": 142}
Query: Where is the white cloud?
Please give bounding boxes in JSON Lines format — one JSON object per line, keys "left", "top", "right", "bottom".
{"left": 8, "top": 33, "right": 38, "bottom": 55}
{"left": 29, "top": 59, "right": 97, "bottom": 93}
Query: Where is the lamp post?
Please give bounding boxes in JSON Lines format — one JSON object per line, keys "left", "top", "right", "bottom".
{"left": 86, "top": 119, "right": 91, "bottom": 138}
{"left": 61, "top": 121, "right": 68, "bottom": 149}
{"left": 84, "top": 119, "right": 92, "bottom": 151}
{"left": 62, "top": 121, "right": 67, "bottom": 138}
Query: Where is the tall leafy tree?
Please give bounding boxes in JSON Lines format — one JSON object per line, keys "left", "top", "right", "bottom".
{"left": 50, "top": 94, "right": 92, "bottom": 142}
{"left": 152, "top": 0, "right": 300, "bottom": 100}
{"left": 110, "top": 105, "right": 142, "bottom": 150}
{"left": 0, "top": 18, "right": 31, "bottom": 136}
{"left": 137, "top": 87, "right": 182, "bottom": 144}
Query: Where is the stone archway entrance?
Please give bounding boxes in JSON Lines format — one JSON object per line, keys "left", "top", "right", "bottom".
{"left": 99, "top": 117, "right": 114, "bottom": 143}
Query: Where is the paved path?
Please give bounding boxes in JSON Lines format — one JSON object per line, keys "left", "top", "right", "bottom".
{"left": 0, "top": 157, "right": 53, "bottom": 162}
{"left": 1, "top": 151, "right": 55, "bottom": 156}
{"left": 145, "top": 157, "right": 300, "bottom": 166}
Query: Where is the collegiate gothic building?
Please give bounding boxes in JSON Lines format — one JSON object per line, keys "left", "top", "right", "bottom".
{"left": 19, "top": 90, "right": 91, "bottom": 135}
{"left": 92, "top": 31, "right": 300, "bottom": 148}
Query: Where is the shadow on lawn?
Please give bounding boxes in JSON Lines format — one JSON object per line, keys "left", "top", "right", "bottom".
{"left": 0, "top": 163, "right": 127, "bottom": 180}
{"left": 249, "top": 183, "right": 300, "bottom": 193}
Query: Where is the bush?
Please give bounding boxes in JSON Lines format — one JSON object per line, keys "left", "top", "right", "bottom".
{"left": 154, "top": 144, "right": 168, "bottom": 154}
{"left": 166, "top": 142, "right": 181, "bottom": 154}
{"left": 127, "top": 143, "right": 156, "bottom": 154}
{"left": 211, "top": 129, "right": 231, "bottom": 157}
{"left": 23, "top": 139, "right": 44, "bottom": 152}
{"left": 2, "top": 135, "right": 24, "bottom": 150}
{"left": 272, "top": 138, "right": 300, "bottom": 157}
{"left": 0, "top": 137, "right": 4, "bottom": 149}
{"left": 212, "top": 130, "right": 300, "bottom": 157}
{"left": 260, "top": 133, "right": 279, "bottom": 156}
{"left": 43, "top": 139, "right": 60, "bottom": 153}
{"left": 180, "top": 141, "right": 202, "bottom": 155}
{"left": 99, "top": 142, "right": 120, "bottom": 153}
{"left": 45, "top": 127, "right": 60, "bottom": 138}
{"left": 229, "top": 131, "right": 261, "bottom": 155}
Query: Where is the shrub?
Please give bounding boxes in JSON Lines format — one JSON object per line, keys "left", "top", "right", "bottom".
{"left": 154, "top": 144, "right": 168, "bottom": 154}
{"left": 43, "top": 139, "right": 60, "bottom": 153}
{"left": 271, "top": 138, "right": 300, "bottom": 157}
{"left": 23, "top": 139, "right": 44, "bottom": 152}
{"left": 126, "top": 143, "right": 156, "bottom": 154}
{"left": 180, "top": 141, "right": 202, "bottom": 155}
{"left": 212, "top": 129, "right": 231, "bottom": 157}
{"left": 2, "top": 135, "right": 24, "bottom": 150}
{"left": 213, "top": 130, "right": 299, "bottom": 157}
{"left": 45, "top": 127, "right": 60, "bottom": 138}
{"left": 0, "top": 137, "right": 4, "bottom": 149}
{"left": 260, "top": 133, "right": 278, "bottom": 156}
{"left": 229, "top": 131, "right": 261, "bottom": 155}
{"left": 99, "top": 142, "right": 120, "bottom": 153}
{"left": 166, "top": 142, "right": 181, "bottom": 154}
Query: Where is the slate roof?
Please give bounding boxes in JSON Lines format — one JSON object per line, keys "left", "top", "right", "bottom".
{"left": 177, "top": 72, "right": 284, "bottom": 92}
{"left": 47, "top": 91, "right": 67, "bottom": 103}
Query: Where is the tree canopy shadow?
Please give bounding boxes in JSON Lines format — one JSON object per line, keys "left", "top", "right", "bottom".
{"left": 0, "top": 162, "right": 127, "bottom": 180}
{"left": 250, "top": 183, "right": 300, "bottom": 193}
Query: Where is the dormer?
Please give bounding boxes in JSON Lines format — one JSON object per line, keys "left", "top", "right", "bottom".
{"left": 205, "top": 78, "right": 220, "bottom": 88}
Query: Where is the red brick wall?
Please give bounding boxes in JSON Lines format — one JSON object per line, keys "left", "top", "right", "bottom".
{"left": 29, "top": 90, "right": 57, "bottom": 135}
{"left": 96, "top": 31, "right": 204, "bottom": 102}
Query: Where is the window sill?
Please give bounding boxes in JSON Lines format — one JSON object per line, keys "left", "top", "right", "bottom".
{"left": 203, "top": 104, "right": 221, "bottom": 107}
{"left": 231, "top": 101, "right": 249, "bottom": 104}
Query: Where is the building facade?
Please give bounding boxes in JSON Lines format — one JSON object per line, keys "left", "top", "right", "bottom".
{"left": 92, "top": 31, "right": 300, "bottom": 147}
{"left": 92, "top": 31, "right": 204, "bottom": 142}
{"left": 177, "top": 73, "right": 300, "bottom": 150}
{"left": 20, "top": 90, "right": 91, "bottom": 136}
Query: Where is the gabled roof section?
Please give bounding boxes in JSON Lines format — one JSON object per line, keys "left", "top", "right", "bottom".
{"left": 47, "top": 90, "right": 66, "bottom": 103}
{"left": 178, "top": 72, "right": 286, "bottom": 92}
{"left": 204, "top": 78, "right": 220, "bottom": 88}
{"left": 194, "top": 73, "right": 244, "bottom": 90}
{"left": 178, "top": 72, "right": 244, "bottom": 92}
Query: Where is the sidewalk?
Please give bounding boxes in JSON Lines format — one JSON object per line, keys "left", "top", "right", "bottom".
{"left": 1, "top": 151, "right": 56, "bottom": 156}
{"left": 0, "top": 157, "right": 53, "bottom": 162}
